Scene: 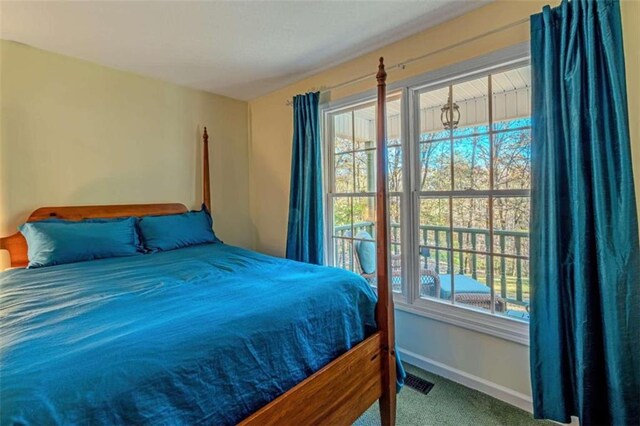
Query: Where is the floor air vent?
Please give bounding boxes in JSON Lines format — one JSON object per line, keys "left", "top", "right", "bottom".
{"left": 404, "top": 373, "right": 434, "bottom": 395}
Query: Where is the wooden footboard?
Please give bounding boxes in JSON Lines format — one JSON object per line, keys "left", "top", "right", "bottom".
{"left": 240, "top": 333, "right": 383, "bottom": 426}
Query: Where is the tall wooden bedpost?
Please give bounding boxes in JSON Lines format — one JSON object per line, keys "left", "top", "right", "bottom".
{"left": 202, "top": 127, "right": 211, "bottom": 212}
{"left": 375, "top": 57, "right": 397, "bottom": 426}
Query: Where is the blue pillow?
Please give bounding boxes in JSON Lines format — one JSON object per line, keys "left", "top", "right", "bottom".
{"left": 355, "top": 230, "right": 376, "bottom": 274}
{"left": 20, "top": 217, "right": 141, "bottom": 268}
{"left": 39, "top": 216, "right": 143, "bottom": 250}
{"left": 137, "top": 208, "right": 218, "bottom": 252}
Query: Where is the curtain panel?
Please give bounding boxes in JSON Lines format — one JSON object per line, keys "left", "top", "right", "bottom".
{"left": 286, "top": 92, "right": 324, "bottom": 265}
{"left": 530, "top": 1, "right": 639, "bottom": 424}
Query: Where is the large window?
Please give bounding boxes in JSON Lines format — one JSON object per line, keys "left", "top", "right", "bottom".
{"left": 324, "top": 55, "right": 532, "bottom": 335}
{"left": 416, "top": 67, "right": 531, "bottom": 320}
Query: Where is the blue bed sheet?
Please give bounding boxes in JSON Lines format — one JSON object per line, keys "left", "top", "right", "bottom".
{"left": 0, "top": 244, "right": 390, "bottom": 425}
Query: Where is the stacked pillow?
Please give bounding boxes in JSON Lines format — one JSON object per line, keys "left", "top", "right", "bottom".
{"left": 19, "top": 207, "right": 220, "bottom": 268}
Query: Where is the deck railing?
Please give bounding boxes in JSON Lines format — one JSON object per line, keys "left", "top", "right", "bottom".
{"left": 333, "top": 222, "right": 529, "bottom": 307}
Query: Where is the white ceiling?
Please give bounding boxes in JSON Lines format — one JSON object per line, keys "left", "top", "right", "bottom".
{"left": 1, "top": 0, "right": 490, "bottom": 101}
{"left": 420, "top": 66, "right": 532, "bottom": 108}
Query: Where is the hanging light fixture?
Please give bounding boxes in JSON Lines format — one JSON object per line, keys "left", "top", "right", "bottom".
{"left": 440, "top": 94, "right": 460, "bottom": 130}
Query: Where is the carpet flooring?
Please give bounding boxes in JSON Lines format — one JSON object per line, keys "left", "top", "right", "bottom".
{"left": 354, "top": 363, "right": 553, "bottom": 426}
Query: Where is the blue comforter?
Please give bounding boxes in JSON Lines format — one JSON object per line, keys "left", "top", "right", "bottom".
{"left": 0, "top": 244, "right": 379, "bottom": 425}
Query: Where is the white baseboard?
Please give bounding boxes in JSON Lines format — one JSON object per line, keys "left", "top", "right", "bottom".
{"left": 398, "top": 347, "right": 534, "bottom": 413}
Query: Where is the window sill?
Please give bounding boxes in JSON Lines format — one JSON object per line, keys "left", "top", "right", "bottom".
{"left": 394, "top": 297, "right": 530, "bottom": 346}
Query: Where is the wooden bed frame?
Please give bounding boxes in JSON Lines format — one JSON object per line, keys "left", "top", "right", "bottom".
{"left": 0, "top": 59, "right": 397, "bottom": 425}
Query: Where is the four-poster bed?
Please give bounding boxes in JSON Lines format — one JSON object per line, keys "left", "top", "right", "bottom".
{"left": 0, "top": 59, "right": 397, "bottom": 425}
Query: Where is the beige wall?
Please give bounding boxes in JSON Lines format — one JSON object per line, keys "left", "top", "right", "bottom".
{"left": 247, "top": 0, "right": 640, "bottom": 401}
{"left": 0, "top": 41, "right": 252, "bottom": 269}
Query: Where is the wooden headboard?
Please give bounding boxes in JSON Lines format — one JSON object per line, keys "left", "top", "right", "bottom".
{"left": 0, "top": 204, "right": 188, "bottom": 268}
{"left": 0, "top": 128, "right": 211, "bottom": 268}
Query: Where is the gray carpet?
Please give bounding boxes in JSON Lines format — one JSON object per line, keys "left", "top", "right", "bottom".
{"left": 354, "top": 364, "right": 553, "bottom": 426}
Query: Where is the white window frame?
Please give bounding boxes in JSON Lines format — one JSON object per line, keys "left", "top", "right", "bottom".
{"left": 321, "top": 42, "right": 531, "bottom": 345}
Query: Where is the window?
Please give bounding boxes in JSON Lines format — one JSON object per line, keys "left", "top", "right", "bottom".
{"left": 324, "top": 52, "right": 532, "bottom": 338}
{"left": 416, "top": 68, "right": 531, "bottom": 320}
{"left": 327, "top": 94, "right": 405, "bottom": 294}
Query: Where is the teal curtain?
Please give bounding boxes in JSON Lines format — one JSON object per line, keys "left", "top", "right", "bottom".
{"left": 286, "top": 92, "right": 324, "bottom": 264}
{"left": 530, "top": 1, "right": 639, "bottom": 425}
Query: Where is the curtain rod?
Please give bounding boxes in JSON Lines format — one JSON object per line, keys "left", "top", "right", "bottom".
{"left": 286, "top": 16, "right": 530, "bottom": 106}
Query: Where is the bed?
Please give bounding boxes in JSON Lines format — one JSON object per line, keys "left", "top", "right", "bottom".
{"left": 0, "top": 58, "right": 399, "bottom": 425}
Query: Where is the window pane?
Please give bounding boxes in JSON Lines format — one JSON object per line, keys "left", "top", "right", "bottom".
{"left": 389, "top": 195, "right": 402, "bottom": 294}
{"left": 419, "top": 250, "right": 451, "bottom": 299}
{"left": 494, "top": 256, "right": 530, "bottom": 321}
{"left": 419, "top": 86, "right": 450, "bottom": 140}
{"left": 388, "top": 94, "right": 403, "bottom": 192}
{"left": 453, "top": 76, "right": 489, "bottom": 137}
{"left": 419, "top": 197, "right": 450, "bottom": 248}
{"left": 334, "top": 153, "right": 354, "bottom": 193}
{"left": 419, "top": 86, "right": 451, "bottom": 192}
{"left": 353, "top": 235, "right": 376, "bottom": 277}
{"left": 354, "top": 150, "right": 375, "bottom": 193}
{"left": 419, "top": 196, "right": 451, "bottom": 300}
{"left": 493, "top": 197, "right": 530, "bottom": 257}
{"left": 449, "top": 251, "right": 492, "bottom": 312}
{"left": 389, "top": 196, "right": 402, "bottom": 244}
{"left": 493, "top": 129, "right": 531, "bottom": 190}
{"left": 352, "top": 196, "right": 376, "bottom": 239}
{"left": 333, "top": 112, "right": 353, "bottom": 153}
{"left": 388, "top": 146, "right": 403, "bottom": 192}
{"left": 354, "top": 196, "right": 403, "bottom": 293}
{"left": 390, "top": 244, "right": 402, "bottom": 294}
{"left": 453, "top": 134, "right": 490, "bottom": 190}
{"left": 333, "top": 237, "right": 354, "bottom": 271}
{"left": 350, "top": 200, "right": 377, "bottom": 288}
{"left": 332, "top": 197, "right": 352, "bottom": 236}
{"left": 354, "top": 104, "right": 376, "bottom": 151}
{"left": 492, "top": 66, "right": 531, "bottom": 126}
{"left": 387, "top": 95, "right": 402, "bottom": 146}
{"left": 344, "top": 195, "right": 377, "bottom": 288}
{"left": 452, "top": 198, "right": 489, "bottom": 252}
{"left": 419, "top": 140, "right": 451, "bottom": 191}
